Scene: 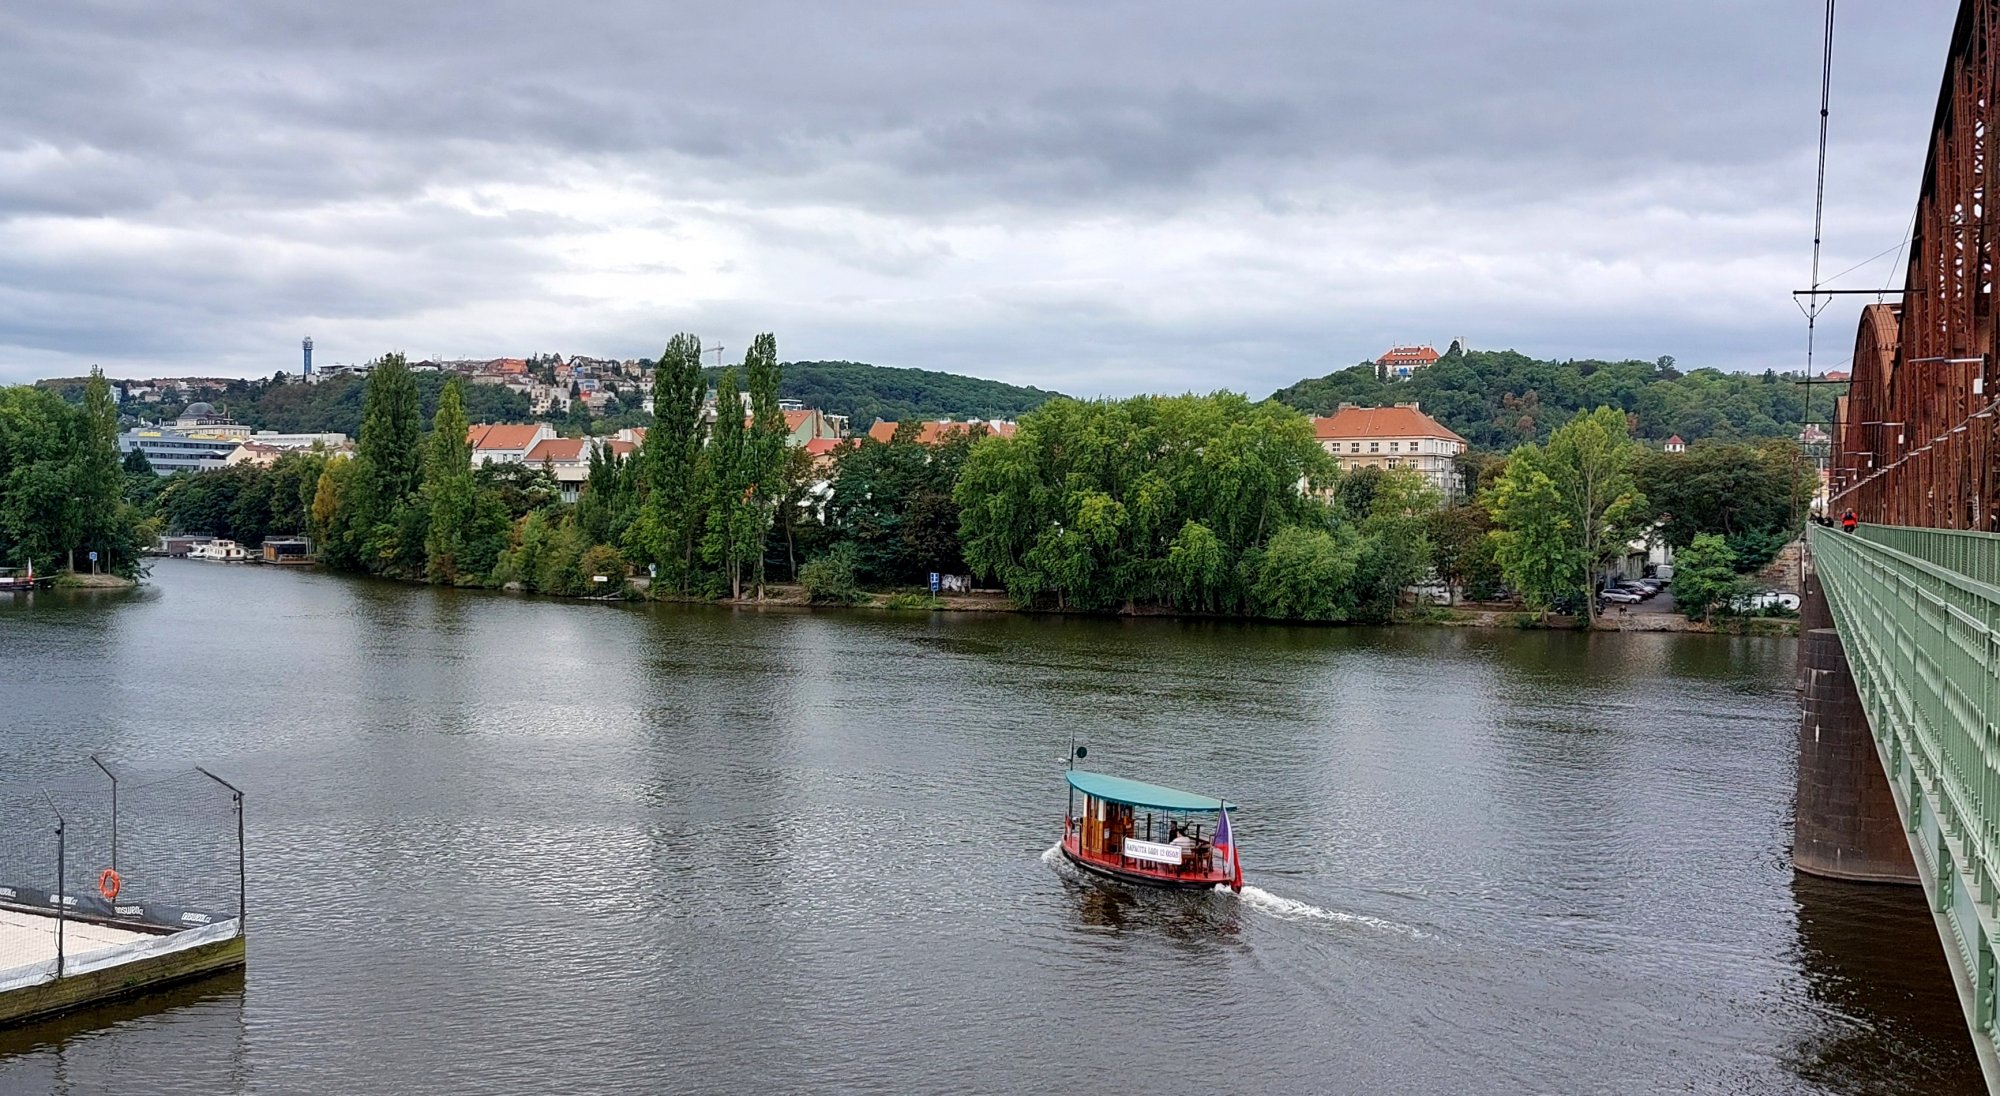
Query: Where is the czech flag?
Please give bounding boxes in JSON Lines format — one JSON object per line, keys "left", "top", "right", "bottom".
{"left": 1215, "top": 806, "right": 1243, "bottom": 891}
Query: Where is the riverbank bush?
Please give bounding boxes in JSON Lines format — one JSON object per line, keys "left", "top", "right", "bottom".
{"left": 800, "top": 545, "right": 865, "bottom": 604}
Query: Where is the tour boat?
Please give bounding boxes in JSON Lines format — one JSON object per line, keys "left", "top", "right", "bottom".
{"left": 1061, "top": 768, "right": 1243, "bottom": 891}
{"left": 0, "top": 563, "right": 41, "bottom": 592}
{"left": 189, "top": 540, "right": 247, "bottom": 562}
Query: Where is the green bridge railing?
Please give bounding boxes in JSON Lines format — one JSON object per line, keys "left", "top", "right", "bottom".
{"left": 1810, "top": 523, "right": 2000, "bottom": 1079}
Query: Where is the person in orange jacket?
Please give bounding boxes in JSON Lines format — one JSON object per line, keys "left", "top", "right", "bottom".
{"left": 1841, "top": 509, "right": 1858, "bottom": 533}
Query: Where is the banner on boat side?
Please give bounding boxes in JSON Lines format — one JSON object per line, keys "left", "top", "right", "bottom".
{"left": 0, "top": 880, "right": 228, "bottom": 932}
{"left": 1122, "top": 838, "right": 1185, "bottom": 866}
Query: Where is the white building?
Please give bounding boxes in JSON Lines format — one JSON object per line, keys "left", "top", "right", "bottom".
{"left": 466, "top": 423, "right": 557, "bottom": 466}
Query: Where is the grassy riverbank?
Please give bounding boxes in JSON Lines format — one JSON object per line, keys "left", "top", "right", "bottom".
{"left": 51, "top": 571, "right": 138, "bottom": 590}
{"left": 691, "top": 583, "right": 1801, "bottom": 635}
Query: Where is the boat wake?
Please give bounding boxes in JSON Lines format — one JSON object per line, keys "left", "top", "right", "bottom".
{"left": 1226, "top": 884, "right": 1428, "bottom": 939}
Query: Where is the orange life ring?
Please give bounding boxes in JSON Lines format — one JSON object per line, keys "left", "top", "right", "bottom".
{"left": 98, "top": 868, "right": 121, "bottom": 901}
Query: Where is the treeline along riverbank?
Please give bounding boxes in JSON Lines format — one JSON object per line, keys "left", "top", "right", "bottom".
{"left": 100, "top": 332, "right": 1812, "bottom": 629}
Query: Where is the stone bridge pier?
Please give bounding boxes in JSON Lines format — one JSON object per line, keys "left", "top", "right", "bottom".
{"left": 1794, "top": 563, "right": 1919, "bottom": 884}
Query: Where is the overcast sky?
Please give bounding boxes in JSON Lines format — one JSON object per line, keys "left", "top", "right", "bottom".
{"left": 0, "top": 1, "right": 1962, "bottom": 396}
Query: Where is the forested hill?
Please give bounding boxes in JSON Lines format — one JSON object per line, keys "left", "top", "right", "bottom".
{"left": 1269, "top": 348, "right": 1845, "bottom": 451}
{"left": 712, "top": 360, "right": 1063, "bottom": 424}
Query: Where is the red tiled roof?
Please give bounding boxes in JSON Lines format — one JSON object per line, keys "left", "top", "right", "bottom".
{"left": 466, "top": 423, "right": 545, "bottom": 452}
{"left": 784, "top": 409, "right": 814, "bottom": 430}
{"left": 804, "top": 438, "right": 858, "bottom": 456}
{"left": 1821, "top": 370, "right": 1851, "bottom": 382}
{"left": 1311, "top": 404, "right": 1465, "bottom": 444}
{"left": 1666, "top": 435, "right": 1685, "bottom": 445}
{"left": 524, "top": 438, "right": 587, "bottom": 464}
{"left": 1377, "top": 345, "right": 1440, "bottom": 366}
{"left": 867, "top": 420, "right": 1017, "bottom": 444}
{"left": 603, "top": 440, "right": 637, "bottom": 459}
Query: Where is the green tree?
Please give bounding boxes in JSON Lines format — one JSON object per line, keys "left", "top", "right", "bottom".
{"left": 701, "top": 367, "right": 754, "bottom": 598}
{"left": 1426, "top": 502, "right": 1499, "bottom": 604}
{"left": 1248, "top": 525, "right": 1365, "bottom": 621}
{"left": 344, "top": 354, "right": 425, "bottom": 574}
{"left": 1635, "top": 439, "right": 1813, "bottom": 568}
{"left": 955, "top": 393, "right": 1333, "bottom": 613}
{"left": 265, "top": 451, "right": 327, "bottom": 537}
{"left": 75, "top": 368, "right": 131, "bottom": 571}
{"left": 1489, "top": 449, "right": 1575, "bottom": 615}
{"left": 0, "top": 386, "right": 81, "bottom": 573}
{"left": 422, "top": 377, "right": 476, "bottom": 582}
{"left": 1490, "top": 407, "right": 1647, "bottom": 623}
{"left": 744, "top": 333, "right": 786, "bottom": 598}
{"left": 799, "top": 543, "right": 865, "bottom": 604}
{"left": 1354, "top": 468, "right": 1437, "bottom": 619}
{"left": 311, "top": 456, "right": 357, "bottom": 567}
{"left": 1671, "top": 533, "right": 1740, "bottom": 623}
{"left": 633, "top": 333, "right": 706, "bottom": 592}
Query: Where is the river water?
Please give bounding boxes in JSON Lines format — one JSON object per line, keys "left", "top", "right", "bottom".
{"left": 0, "top": 560, "right": 1982, "bottom": 1094}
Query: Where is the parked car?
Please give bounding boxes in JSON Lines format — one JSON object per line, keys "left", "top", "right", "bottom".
{"left": 1731, "top": 590, "right": 1802, "bottom": 613}
{"left": 1600, "top": 588, "right": 1643, "bottom": 604}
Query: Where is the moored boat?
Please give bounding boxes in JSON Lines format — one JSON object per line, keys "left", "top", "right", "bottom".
{"left": 189, "top": 539, "right": 247, "bottom": 562}
{"left": 1060, "top": 768, "right": 1243, "bottom": 891}
{"left": 0, "top": 564, "right": 44, "bottom": 592}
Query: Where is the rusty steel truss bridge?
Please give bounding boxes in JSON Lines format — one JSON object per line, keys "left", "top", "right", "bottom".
{"left": 1808, "top": 1, "right": 2000, "bottom": 1089}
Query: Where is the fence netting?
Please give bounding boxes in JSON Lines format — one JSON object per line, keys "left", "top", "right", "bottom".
{"left": 0, "top": 762, "right": 241, "bottom": 984}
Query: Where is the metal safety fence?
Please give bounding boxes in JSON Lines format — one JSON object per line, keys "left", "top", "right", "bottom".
{"left": 1809, "top": 524, "right": 2000, "bottom": 1073}
{"left": 1857, "top": 523, "right": 2000, "bottom": 589}
{"left": 0, "top": 761, "right": 242, "bottom": 991}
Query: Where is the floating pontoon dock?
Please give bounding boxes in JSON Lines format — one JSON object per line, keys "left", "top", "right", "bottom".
{"left": 0, "top": 906, "right": 243, "bottom": 1025}
{"left": 0, "top": 761, "right": 247, "bottom": 1028}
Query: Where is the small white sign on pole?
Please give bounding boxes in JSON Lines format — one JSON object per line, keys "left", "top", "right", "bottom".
{"left": 1122, "top": 838, "right": 1184, "bottom": 866}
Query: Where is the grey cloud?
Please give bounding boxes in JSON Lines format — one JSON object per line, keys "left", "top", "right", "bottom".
{"left": 0, "top": 0, "right": 1971, "bottom": 388}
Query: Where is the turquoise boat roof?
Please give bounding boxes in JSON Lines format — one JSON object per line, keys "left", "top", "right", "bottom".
{"left": 1066, "top": 770, "right": 1233, "bottom": 811}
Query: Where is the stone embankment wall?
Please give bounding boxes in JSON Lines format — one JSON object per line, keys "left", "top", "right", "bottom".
{"left": 1754, "top": 540, "right": 1806, "bottom": 594}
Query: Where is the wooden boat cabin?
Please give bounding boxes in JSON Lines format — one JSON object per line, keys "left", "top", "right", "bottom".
{"left": 1061, "top": 770, "right": 1241, "bottom": 890}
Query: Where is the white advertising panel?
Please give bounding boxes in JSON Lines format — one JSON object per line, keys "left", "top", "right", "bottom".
{"left": 1123, "top": 838, "right": 1185, "bottom": 865}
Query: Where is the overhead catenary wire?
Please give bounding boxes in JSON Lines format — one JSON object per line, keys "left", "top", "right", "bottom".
{"left": 1798, "top": 0, "right": 1838, "bottom": 522}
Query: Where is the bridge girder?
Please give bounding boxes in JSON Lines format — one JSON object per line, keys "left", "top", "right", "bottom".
{"left": 1832, "top": 0, "right": 2000, "bottom": 530}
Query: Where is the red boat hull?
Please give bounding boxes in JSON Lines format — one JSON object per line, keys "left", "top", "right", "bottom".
{"left": 1059, "top": 832, "right": 1234, "bottom": 890}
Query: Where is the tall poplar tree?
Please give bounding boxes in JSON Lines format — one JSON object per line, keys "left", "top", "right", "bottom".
{"left": 703, "top": 367, "right": 752, "bottom": 598}
{"left": 422, "top": 377, "right": 475, "bottom": 582}
{"left": 633, "top": 333, "right": 705, "bottom": 592}
{"left": 76, "top": 367, "right": 130, "bottom": 572}
{"left": 743, "top": 333, "right": 785, "bottom": 598}
{"left": 347, "top": 353, "right": 424, "bottom": 572}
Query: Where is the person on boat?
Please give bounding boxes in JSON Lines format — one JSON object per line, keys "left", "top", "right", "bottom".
{"left": 1168, "top": 823, "right": 1195, "bottom": 850}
